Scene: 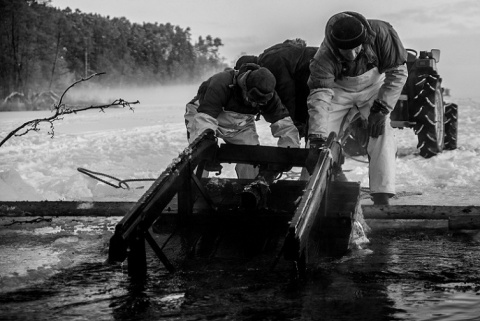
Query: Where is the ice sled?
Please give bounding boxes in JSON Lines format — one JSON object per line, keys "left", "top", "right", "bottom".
{"left": 107, "top": 129, "right": 361, "bottom": 278}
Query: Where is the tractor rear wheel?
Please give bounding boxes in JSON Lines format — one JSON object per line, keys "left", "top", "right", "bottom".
{"left": 413, "top": 75, "right": 445, "bottom": 158}
{"left": 444, "top": 102, "right": 458, "bottom": 150}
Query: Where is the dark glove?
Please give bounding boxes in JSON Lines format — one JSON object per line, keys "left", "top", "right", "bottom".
{"left": 305, "top": 137, "right": 326, "bottom": 175}
{"left": 294, "top": 122, "right": 307, "bottom": 138}
{"left": 258, "top": 163, "right": 291, "bottom": 184}
{"left": 309, "top": 137, "right": 326, "bottom": 150}
{"left": 203, "top": 128, "right": 216, "bottom": 139}
{"left": 368, "top": 100, "right": 389, "bottom": 138}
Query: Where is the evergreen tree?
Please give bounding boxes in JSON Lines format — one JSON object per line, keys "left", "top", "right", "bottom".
{"left": 0, "top": 0, "right": 227, "bottom": 109}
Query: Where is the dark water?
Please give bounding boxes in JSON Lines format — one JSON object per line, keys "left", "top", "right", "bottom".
{"left": 1, "top": 217, "right": 480, "bottom": 321}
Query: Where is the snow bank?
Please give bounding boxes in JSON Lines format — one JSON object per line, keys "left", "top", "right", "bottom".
{"left": 0, "top": 89, "right": 479, "bottom": 206}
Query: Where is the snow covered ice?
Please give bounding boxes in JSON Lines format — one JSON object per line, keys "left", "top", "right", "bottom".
{"left": 0, "top": 85, "right": 479, "bottom": 206}
{"left": 1, "top": 85, "right": 480, "bottom": 318}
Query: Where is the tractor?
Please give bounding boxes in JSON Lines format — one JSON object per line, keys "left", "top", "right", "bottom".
{"left": 343, "top": 48, "right": 458, "bottom": 158}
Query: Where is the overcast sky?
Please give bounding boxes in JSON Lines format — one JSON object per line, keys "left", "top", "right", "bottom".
{"left": 51, "top": 0, "right": 480, "bottom": 98}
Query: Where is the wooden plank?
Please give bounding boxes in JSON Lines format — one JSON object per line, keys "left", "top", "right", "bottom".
{"left": 215, "top": 144, "right": 308, "bottom": 167}
{"left": 326, "top": 181, "right": 361, "bottom": 215}
{"left": 362, "top": 205, "right": 480, "bottom": 219}
{"left": 0, "top": 201, "right": 135, "bottom": 217}
{"left": 308, "top": 181, "right": 361, "bottom": 257}
{"left": 116, "top": 132, "right": 217, "bottom": 241}
{"left": 0, "top": 180, "right": 304, "bottom": 219}
{"left": 449, "top": 215, "right": 480, "bottom": 230}
{"left": 285, "top": 133, "right": 343, "bottom": 261}
{"left": 3, "top": 202, "right": 478, "bottom": 220}
{"left": 366, "top": 219, "right": 448, "bottom": 230}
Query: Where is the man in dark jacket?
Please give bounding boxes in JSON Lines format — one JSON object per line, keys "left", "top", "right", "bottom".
{"left": 185, "top": 63, "right": 300, "bottom": 178}
{"left": 235, "top": 39, "right": 317, "bottom": 141}
{"left": 307, "top": 11, "right": 408, "bottom": 205}
{"left": 257, "top": 39, "right": 317, "bottom": 140}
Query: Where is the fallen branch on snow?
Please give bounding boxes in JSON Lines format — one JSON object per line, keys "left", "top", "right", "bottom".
{"left": 0, "top": 72, "right": 140, "bottom": 148}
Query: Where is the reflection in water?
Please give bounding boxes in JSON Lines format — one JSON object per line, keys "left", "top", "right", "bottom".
{"left": 1, "top": 218, "right": 480, "bottom": 320}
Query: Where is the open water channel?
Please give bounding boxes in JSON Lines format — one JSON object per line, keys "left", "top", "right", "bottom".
{"left": 1, "top": 215, "right": 480, "bottom": 321}
{"left": 1, "top": 95, "right": 480, "bottom": 320}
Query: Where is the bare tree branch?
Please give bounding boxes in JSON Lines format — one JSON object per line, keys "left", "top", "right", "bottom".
{"left": 0, "top": 72, "right": 140, "bottom": 148}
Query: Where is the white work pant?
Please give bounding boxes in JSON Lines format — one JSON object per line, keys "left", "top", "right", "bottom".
{"left": 216, "top": 113, "right": 260, "bottom": 179}
{"left": 326, "top": 69, "right": 397, "bottom": 194}
{"left": 185, "top": 102, "right": 259, "bottom": 179}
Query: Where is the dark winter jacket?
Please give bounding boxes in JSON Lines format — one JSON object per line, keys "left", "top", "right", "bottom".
{"left": 195, "top": 69, "right": 290, "bottom": 124}
{"left": 308, "top": 11, "right": 407, "bottom": 91}
{"left": 258, "top": 43, "right": 317, "bottom": 127}
{"left": 185, "top": 69, "right": 300, "bottom": 148}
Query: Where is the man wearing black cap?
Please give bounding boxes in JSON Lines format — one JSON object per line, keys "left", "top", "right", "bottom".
{"left": 234, "top": 39, "right": 318, "bottom": 142}
{"left": 307, "top": 11, "right": 408, "bottom": 205}
{"left": 257, "top": 39, "right": 318, "bottom": 141}
{"left": 185, "top": 63, "right": 300, "bottom": 178}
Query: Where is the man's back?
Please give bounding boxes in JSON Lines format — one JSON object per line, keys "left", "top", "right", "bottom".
{"left": 258, "top": 42, "right": 317, "bottom": 131}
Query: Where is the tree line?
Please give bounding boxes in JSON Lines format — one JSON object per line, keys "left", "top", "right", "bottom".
{"left": 0, "top": 0, "right": 228, "bottom": 110}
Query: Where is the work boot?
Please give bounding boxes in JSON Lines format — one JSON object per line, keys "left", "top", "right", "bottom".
{"left": 372, "top": 193, "right": 390, "bottom": 206}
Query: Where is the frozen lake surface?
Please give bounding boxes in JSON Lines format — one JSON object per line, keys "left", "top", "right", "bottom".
{"left": 1, "top": 216, "right": 480, "bottom": 321}
{"left": 1, "top": 86, "right": 480, "bottom": 320}
{"left": 1, "top": 88, "right": 479, "bottom": 206}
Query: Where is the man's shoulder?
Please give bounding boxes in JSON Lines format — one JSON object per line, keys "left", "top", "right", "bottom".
{"left": 209, "top": 70, "right": 234, "bottom": 83}
{"left": 310, "top": 43, "right": 337, "bottom": 67}
{"left": 368, "top": 19, "right": 391, "bottom": 28}
{"left": 260, "top": 43, "right": 305, "bottom": 59}
{"left": 205, "top": 70, "right": 235, "bottom": 92}
{"left": 367, "top": 19, "right": 396, "bottom": 37}
{"left": 305, "top": 46, "right": 319, "bottom": 57}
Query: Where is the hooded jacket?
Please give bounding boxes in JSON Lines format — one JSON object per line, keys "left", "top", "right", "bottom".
{"left": 186, "top": 69, "right": 300, "bottom": 147}
{"left": 195, "top": 69, "right": 291, "bottom": 123}
{"left": 308, "top": 11, "right": 408, "bottom": 116}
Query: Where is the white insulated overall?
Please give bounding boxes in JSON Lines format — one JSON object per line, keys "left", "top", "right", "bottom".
{"left": 308, "top": 67, "right": 397, "bottom": 194}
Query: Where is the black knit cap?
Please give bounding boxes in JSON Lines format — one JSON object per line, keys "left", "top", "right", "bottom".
{"left": 331, "top": 16, "right": 366, "bottom": 50}
{"left": 245, "top": 67, "right": 275, "bottom": 103}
